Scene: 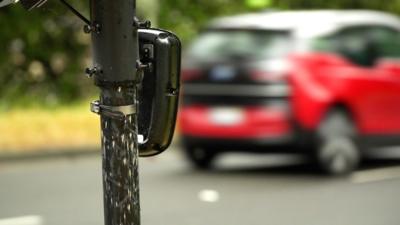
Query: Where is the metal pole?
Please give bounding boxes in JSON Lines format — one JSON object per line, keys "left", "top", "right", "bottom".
{"left": 89, "top": 0, "right": 141, "bottom": 224}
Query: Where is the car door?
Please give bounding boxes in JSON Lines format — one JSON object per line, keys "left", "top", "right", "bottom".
{"left": 367, "top": 26, "right": 400, "bottom": 135}
{"left": 314, "top": 25, "right": 400, "bottom": 136}
{"left": 334, "top": 25, "right": 400, "bottom": 136}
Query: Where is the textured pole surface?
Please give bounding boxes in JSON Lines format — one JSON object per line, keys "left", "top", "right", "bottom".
{"left": 100, "top": 89, "right": 140, "bottom": 225}
{"left": 89, "top": 0, "right": 141, "bottom": 224}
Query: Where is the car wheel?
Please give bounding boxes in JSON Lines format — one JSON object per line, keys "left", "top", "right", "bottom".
{"left": 315, "top": 109, "right": 360, "bottom": 175}
{"left": 183, "top": 145, "right": 217, "bottom": 170}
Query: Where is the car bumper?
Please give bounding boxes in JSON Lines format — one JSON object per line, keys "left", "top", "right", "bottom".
{"left": 181, "top": 134, "right": 297, "bottom": 153}
{"left": 179, "top": 105, "right": 292, "bottom": 139}
{"left": 178, "top": 105, "right": 306, "bottom": 152}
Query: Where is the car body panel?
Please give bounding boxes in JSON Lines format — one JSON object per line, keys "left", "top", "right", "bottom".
{"left": 289, "top": 53, "right": 400, "bottom": 135}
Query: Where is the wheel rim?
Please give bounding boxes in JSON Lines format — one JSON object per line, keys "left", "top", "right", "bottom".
{"left": 330, "top": 152, "right": 350, "bottom": 174}
{"left": 319, "top": 137, "right": 359, "bottom": 175}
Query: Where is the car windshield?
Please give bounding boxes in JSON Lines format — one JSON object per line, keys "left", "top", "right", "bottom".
{"left": 188, "top": 29, "right": 292, "bottom": 61}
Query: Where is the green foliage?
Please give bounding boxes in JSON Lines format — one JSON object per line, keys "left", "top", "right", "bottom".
{"left": 158, "top": 0, "right": 253, "bottom": 44}
{"left": 246, "top": 0, "right": 272, "bottom": 9}
{"left": 0, "top": 0, "right": 399, "bottom": 110}
{"left": 0, "top": 1, "right": 94, "bottom": 109}
{"left": 273, "top": 0, "right": 400, "bottom": 12}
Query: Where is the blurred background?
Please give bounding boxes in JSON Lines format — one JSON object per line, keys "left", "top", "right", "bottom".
{"left": 2, "top": 0, "right": 400, "bottom": 225}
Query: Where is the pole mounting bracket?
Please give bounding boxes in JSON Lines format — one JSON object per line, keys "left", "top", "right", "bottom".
{"left": 134, "top": 17, "right": 151, "bottom": 29}
{"left": 91, "top": 100, "right": 136, "bottom": 119}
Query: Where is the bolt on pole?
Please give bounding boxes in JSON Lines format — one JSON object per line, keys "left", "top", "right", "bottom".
{"left": 89, "top": 0, "right": 141, "bottom": 224}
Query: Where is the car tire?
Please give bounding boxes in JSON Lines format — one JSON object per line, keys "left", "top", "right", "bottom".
{"left": 183, "top": 145, "right": 217, "bottom": 170}
{"left": 314, "top": 109, "right": 360, "bottom": 176}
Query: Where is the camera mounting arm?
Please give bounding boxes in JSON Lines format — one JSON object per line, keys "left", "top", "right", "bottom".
{"left": 58, "top": 0, "right": 90, "bottom": 25}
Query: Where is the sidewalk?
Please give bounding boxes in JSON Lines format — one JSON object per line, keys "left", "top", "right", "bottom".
{"left": 0, "top": 147, "right": 100, "bottom": 162}
{"left": 0, "top": 106, "right": 181, "bottom": 161}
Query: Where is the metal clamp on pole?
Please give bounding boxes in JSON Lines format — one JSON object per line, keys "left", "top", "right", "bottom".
{"left": 90, "top": 100, "right": 136, "bottom": 119}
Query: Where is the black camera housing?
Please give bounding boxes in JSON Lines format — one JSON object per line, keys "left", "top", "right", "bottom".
{"left": 138, "top": 28, "right": 181, "bottom": 157}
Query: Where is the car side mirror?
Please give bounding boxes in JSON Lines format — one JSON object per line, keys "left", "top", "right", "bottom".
{"left": 137, "top": 28, "right": 181, "bottom": 157}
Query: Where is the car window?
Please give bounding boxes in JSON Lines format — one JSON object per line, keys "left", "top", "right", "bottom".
{"left": 187, "top": 30, "right": 292, "bottom": 61}
{"left": 313, "top": 26, "right": 400, "bottom": 67}
{"left": 368, "top": 26, "right": 400, "bottom": 59}
{"left": 312, "top": 27, "right": 376, "bottom": 67}
{"left": 338, "top": 27, "right": 378, "bottom": 67}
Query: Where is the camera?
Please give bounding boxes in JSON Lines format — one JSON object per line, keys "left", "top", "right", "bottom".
{"left": 137, "top": 28, "right": 181, "bottom": 157}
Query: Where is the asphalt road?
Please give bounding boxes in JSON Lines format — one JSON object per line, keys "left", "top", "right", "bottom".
{"left": 1, "top": 147, "right": 400, "bottom": 225}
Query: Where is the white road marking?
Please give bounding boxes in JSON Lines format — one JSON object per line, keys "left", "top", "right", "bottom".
{"left": 198, "top": 189, "right": 220, "bottom": 203}
{"left": 352, "top": 166, "right": 400, "bottom": 184}
{"left": 0, "top": 215, "right": 43, "bottom": 225}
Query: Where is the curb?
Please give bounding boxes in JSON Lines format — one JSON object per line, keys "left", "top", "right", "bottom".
{"left": 0, "top": 147, "right": 100, "bottom": 162}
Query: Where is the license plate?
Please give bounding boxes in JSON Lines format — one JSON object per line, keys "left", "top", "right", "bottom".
{"left": 208, "top": 107, "right": 244, "bottom": 125}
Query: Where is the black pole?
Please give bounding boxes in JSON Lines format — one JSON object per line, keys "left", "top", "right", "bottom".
{"left": 89, "top": 0, "right": 141, "bottom": 225}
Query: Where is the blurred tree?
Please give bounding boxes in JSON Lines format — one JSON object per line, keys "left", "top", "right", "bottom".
{"left": 1, "top": 0, "right": 399, "bottom": 109}
{"left": 137, "top": 0, "right": 159, "bottom": 26}
{"left": 0, "top": 0, "right": 91, "bottom": 109}
{"left": 246, "top": 0, "right": 272, "bottom": 9}
{"left": 0, "top": 0, "right": 158, "bottom": 110}
{"left": 274, "top": 0, "right": 400, "bottom": 12}
{"left": 158, "top": 0, "right": 251, "bottom": 43}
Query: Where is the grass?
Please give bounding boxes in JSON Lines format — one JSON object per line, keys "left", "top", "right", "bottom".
{"left": 0, "top": 101, "right": 100, "bottom": 154}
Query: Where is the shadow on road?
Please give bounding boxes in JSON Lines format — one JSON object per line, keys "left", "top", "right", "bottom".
{"left": 177, "top": 150, "right": 400, "bottom": 178}
{"left": 360, "top": 158, "right": 400, "bottom": 170}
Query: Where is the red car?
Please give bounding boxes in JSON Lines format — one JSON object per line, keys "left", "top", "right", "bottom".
{"left": 178, "top": 10, "right": 400, "bottom": 175}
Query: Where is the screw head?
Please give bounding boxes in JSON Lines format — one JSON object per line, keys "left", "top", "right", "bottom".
{"left": 85, "top": 67, "right": 98, "bottom": 78}
{"left": 83, "top": 25, "right": 92, "bottom": 34}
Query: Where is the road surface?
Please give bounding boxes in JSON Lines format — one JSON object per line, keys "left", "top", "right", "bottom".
{"left": 1, "top": 147, "right": 400, "bottom": 225}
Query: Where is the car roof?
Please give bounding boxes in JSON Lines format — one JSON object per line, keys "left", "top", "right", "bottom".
{"left": 208, "top": 10, "right": 400, "bottom": 38}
